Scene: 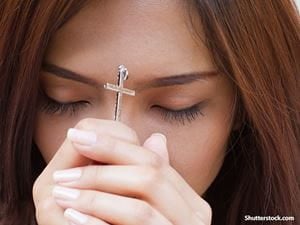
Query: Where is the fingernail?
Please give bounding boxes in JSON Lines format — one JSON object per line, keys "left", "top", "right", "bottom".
{"left": 52, "top": 186, "right": 80, "bottom": 200}
{"left": 143, "top": 133, "right": 169, "bottom": 163}
{"left": 151, "top": 133, "right": 167, "bottom": 144}
{"left": 64, "top": 208, "right": 88, "bottom": 224}
{"left": 53, "top": 168, "right": 82, "bottom": 183}
{"left": 67, "top": 128, "right": 97, "bottom": 146}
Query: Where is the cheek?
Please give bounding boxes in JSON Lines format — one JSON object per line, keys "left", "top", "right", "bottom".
{"left": 167, "top": 113, "right": 233, "bottom": 195}
{"left": 34, "top": 113, "right": 74, "bottom": 162}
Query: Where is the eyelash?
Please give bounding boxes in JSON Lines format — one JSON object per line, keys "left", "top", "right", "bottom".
{"left": 153, "top": 103, "right": 205, "bottom": 125}
{"left": 39, "top": 92, "right": 91, "bottom": 116}
{"left": 39, "top": 93, "right": 205, "bottom": 125}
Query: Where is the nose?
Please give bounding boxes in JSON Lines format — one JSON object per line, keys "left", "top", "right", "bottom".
{"left": 102, "top": 65, "right": 158, "bottom": 144}
{"left": 118, "top": 103, "right": 146, "bottom": 143}
{"left": 113, "top": 96, "right": 158, "bottom": 146}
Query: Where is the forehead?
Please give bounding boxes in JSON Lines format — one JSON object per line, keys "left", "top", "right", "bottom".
{"left": 45, "top": 0, "right": 214, "bottom": 78}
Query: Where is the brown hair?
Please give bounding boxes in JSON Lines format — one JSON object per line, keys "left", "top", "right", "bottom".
{"left": 0, "top": 1, "right": 299, "bottom": 225}
{"left": 188, "top": 0, "right": 300, "bottom": 224}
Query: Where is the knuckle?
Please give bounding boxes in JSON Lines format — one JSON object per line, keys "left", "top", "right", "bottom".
{"left": 115, "top": 121, "right": 139, "bottom": 144}
{"left": 103, "top": 135, "right": 118, "bottom": 153}
{"left": 35, "top": 196, "right": 56, "bottom": 224}
{"left": 198, "top": 200, "right": 212, "bottom": 224}
{"left": 139, "top": 167, "right": 163, "bottom": 191}
{"left": 94, "top": 166, "right": 104, "bottom": 184}
{"left": 147, "top": 153, "right": 165, "bottom": 169}
{"left": 32, "top": 176, "right": 56, "bottom": 224}
{"left": 202, "top": 199, "right": 212, "bottom": 215}
{"left": 32, "top": 176, "right": 45, "bottom": 203}
{"left": 127, "top": 129, "right": 139, "bottom": 143}
{"left": 84, "top": 191, "right": 100, "bottom": 214}
{"left": 133, "top": 201, "right": 154, "bottom": 224}
{"left": 81, "top": 166, "right": 96, "bottom": 184}
{"left": 32, "top": 178, "right": 41, "bottom": 202}
{"left": 204, "top": 202, "right": 213, "bottom": 222}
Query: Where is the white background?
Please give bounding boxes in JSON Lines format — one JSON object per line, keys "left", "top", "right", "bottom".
{"left": 296, "top": 0, "right": 300, "bottom": 9}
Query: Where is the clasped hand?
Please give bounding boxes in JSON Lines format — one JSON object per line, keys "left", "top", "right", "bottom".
{"left": 33, "top": 118, "right": 212, "bottom": 225}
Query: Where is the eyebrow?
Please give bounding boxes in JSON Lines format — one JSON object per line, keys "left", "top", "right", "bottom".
{"left": 41, "top": 63, "right": 219, "bottom": 91}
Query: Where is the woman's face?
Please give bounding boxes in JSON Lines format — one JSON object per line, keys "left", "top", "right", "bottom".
{"left": 34, "top": 0, "right": 236, "bottom": 195}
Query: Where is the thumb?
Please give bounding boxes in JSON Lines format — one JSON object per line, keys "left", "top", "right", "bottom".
{"left": 143, "top": 133, "right": 170, "bottom": 164}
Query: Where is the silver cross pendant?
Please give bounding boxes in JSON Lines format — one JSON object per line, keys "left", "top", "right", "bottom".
{"left": 104, "top": 65, "right": 135, "bottom": 121}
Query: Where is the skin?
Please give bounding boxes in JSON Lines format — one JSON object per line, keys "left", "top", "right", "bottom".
{"left": 33, "top": 1, "right": 237, "bottom": 224}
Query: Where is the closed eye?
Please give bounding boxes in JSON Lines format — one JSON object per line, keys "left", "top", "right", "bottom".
{"left": 38, "top": 90, "right": 207, "bottom": 125}
{"left": 153, "top": 101, "right": 206, "bottom": 125}
{"left": 38, "top": 91, "right": 91, "bottom": 116}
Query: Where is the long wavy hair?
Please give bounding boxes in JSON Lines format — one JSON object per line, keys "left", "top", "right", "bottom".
{"left": 0, "top": 1, "right": 299, "bottom": 225}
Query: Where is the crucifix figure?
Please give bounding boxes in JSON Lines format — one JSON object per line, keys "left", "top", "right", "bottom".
{"left": 104, "top": 65, "right": 136, "bottom": 121}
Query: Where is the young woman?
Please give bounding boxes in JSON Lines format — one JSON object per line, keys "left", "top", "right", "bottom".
{"left": 0, "top": 1, "right": 299, "bottom": 225}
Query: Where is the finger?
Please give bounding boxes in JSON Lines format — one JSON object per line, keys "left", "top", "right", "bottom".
{"left": 143, "top": 134, "right": 212, "bottom": 223}
{"left": 64, "top": 208, "right": 110, "bottom": 225}
{"left": 34, "top": 119, "right": 140, "bottom": 198}
{"left": 73, "top": 118, "right": 140, "bottom": 145}
{"left": 143, "top": 133, "right": 170, "bottom": 164}
{"left": 48, "top": 118, "right": 140, "bottom": 172}
{"left": 53, "top": 187, "right": 173, "bottom": 225}
{"left": 68, "top": 130, "right": 168, "bottom": 167}
{"left": 163, "top": 166, "right": 212, "bottom": 224}
{"left": 66, "top": 130, "right": 211, "bottom": 223}
{"left": 33, "top": 119, "right": 140, "bottom": 225}
{"left": 33, "top": 194, "right": 69, "bottom": 225}
{"left": 53, "top": 167, "right": 195, "bottom": 225}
